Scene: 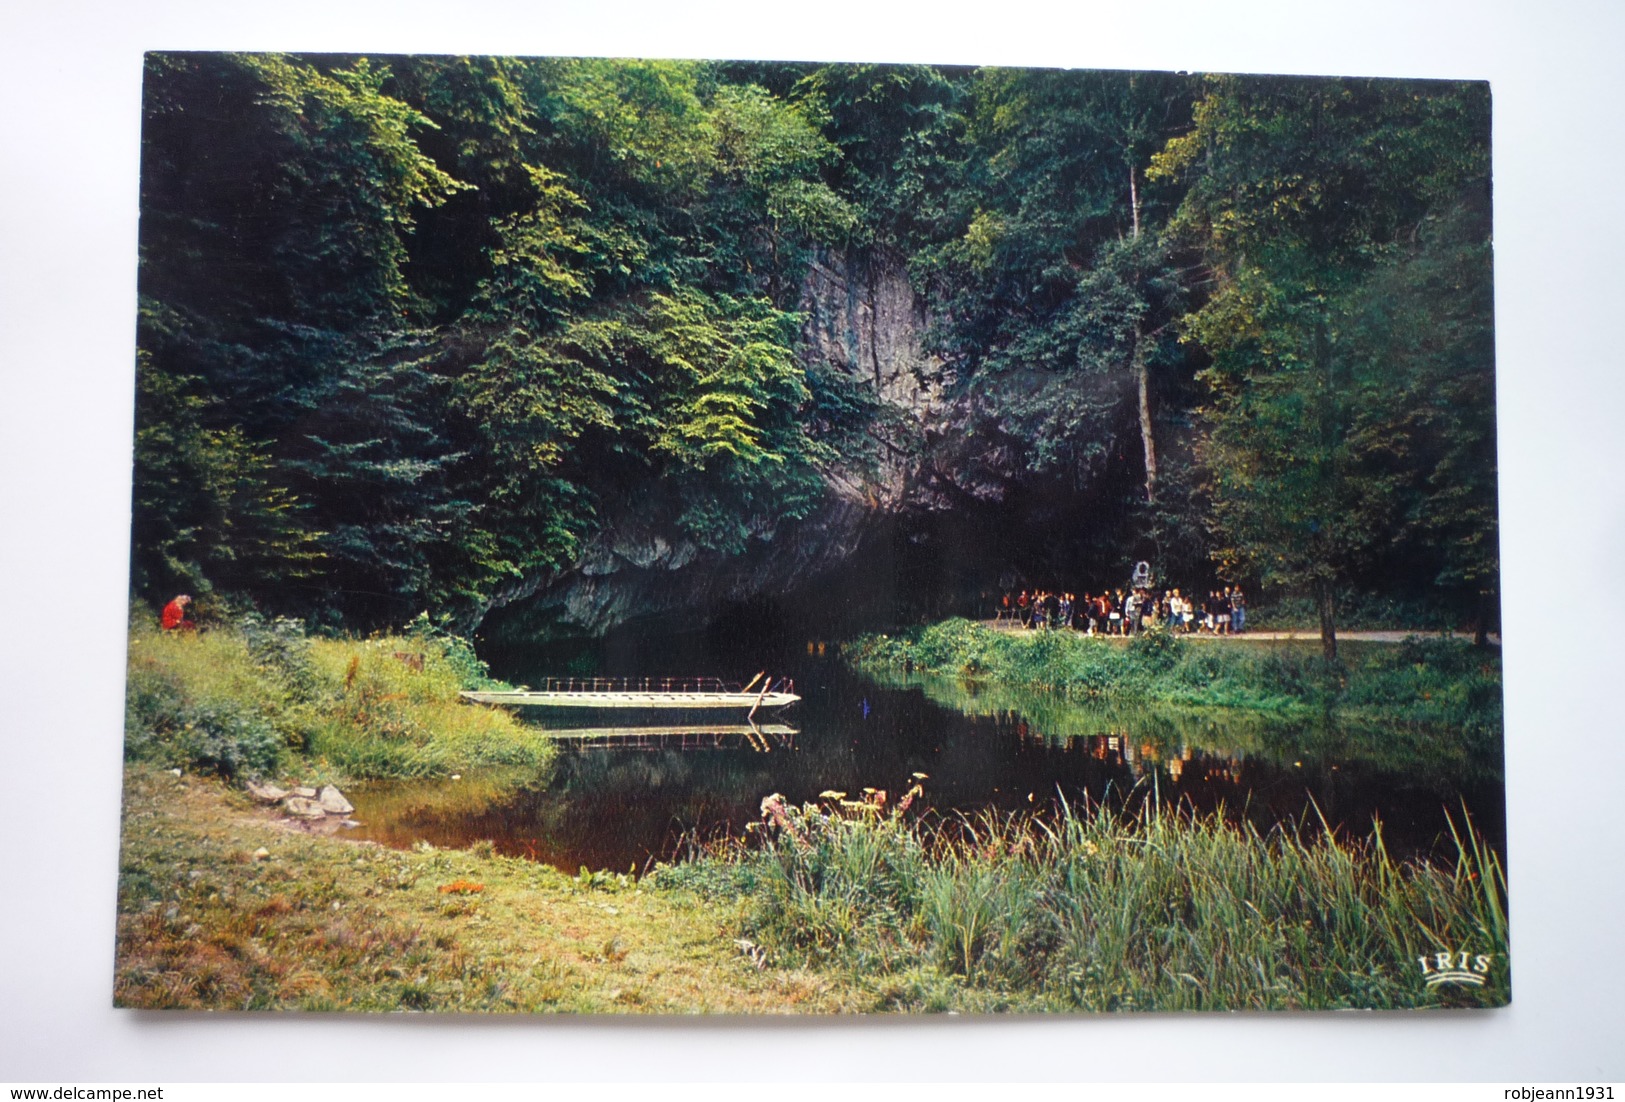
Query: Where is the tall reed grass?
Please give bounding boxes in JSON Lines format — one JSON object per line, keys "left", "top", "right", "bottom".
{"left": 690, "top": 785, "right": 1509, "bottom": 1011}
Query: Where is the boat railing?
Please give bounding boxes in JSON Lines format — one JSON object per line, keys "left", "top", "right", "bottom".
{"left": 532, "top": 675, "right": 795, "bottom": 696}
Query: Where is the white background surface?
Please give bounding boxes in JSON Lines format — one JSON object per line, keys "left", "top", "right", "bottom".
{"left": 2, "top": 0, "right": 1622, "bottom": 1082}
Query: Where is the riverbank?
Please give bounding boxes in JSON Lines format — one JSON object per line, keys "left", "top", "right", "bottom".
{"left": 115, "top": 761, "right": 1509, "bottom": 1012}
{"left": 114, "top": 764, "right": 851, "bottom": 1012}
{"left": 988, "top": 621, "right": 1501, "bottom": 644}
{"left": 846, "top": 618, "right": 1502, "bottom": 733}
{"left": 124, "top": 609, "right": 557, "bottom": 784}
{"left": 116, "top": 610, "right": 1509, "bottom": 1013}
{"left": 119, "top": 612, "right": 858, "bottom": 1011}
{"left": 675, "top": 786, "right": 1509, "bottom": 1012}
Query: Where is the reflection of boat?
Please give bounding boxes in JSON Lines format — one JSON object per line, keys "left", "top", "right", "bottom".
{"left": 460, "top": 673, "right": 799, "bottom": 714}
{"left": 544, "top": 723, "right": 798, "bottom": 740}
{"left": 544, "top": 723, "right": 798, "bottom": 752}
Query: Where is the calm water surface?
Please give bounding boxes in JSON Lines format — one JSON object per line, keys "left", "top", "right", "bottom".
{"left": 350, "top": 634, "right": 1504, "bottom": 872}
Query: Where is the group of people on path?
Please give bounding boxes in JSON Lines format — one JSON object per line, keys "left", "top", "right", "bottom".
{"left": 995, "top": 585, "right": 1247, "bottom": 636}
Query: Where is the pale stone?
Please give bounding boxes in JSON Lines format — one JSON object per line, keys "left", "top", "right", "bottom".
{"left": 316, "top": 785, "right": 354, "bottom": 814}
{"left": 283, "top": 796, "right": 326, "bottom": 819}
{"left": 252, "top": 847, "right": 270, "bottom": 861}
{"left": 291, "top": 786, "right": 317, "bottom": 798}
{"left": 245, "top": 780, "right": 288, "bottom": 803}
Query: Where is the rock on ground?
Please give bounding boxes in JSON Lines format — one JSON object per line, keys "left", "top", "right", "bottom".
{"left": 245, "top": 780, "right": 288, "bottom": 803}
{"left": 317, "top": 785, "right": 354, "bottom": 815}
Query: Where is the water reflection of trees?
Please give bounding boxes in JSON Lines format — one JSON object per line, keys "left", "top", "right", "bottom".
{"left": 864, "top": 668, "right": 1502, "bottom": 791}
{"left": 355, "top": 666, "right": 1505, "bottom": 872}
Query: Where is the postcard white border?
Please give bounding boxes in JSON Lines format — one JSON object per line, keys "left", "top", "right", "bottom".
{"left": 2, "top": 0, "right": 1622, "bottom": 1082}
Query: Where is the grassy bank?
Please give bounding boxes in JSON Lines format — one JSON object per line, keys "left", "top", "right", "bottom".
{"left": 662, "top": 788, "right": 1509, "bottom": 1012}
{"left": 846, "top": 618, "right": 1502, "bottom": 733}
{"left": 116, "top": 762, "right": 1507, "bottom": 1013}
{"left": 124, "top": 608, "right": 556, "bottom": 783}
{"left": 118, "top": 611, "right": 850, "bottom": 1011}
{"left": 115, "top": 765, "right": 850, "bottom": 1011}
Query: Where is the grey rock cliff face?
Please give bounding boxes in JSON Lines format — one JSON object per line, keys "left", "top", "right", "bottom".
{"left": 801, "top": 249, "right": 940, "bottom": 408}
{"left": 473, "top": 249, "right": 979, "bottom": 637}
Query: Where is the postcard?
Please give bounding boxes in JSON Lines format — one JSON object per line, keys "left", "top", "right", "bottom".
{"left": 117, "top": 53, "right": 1504, "bottom": 1013}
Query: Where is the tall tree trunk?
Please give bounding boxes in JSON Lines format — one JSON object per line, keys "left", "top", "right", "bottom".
{"left": 1129, "top": 162, "right": 1141, "bottom": 240}
{"left": 1473, "top": 587, "right": 1493, "bottom": 647}
{"left": 1129, "top": 162, "right": 1155, "bottom": 506}
{"left": 1315, "top": 577, "right": 1338, "bottom": 663}
{"left": 1311, "top": 319, "right": 1339, "bottom": 664}
{"left": 1133, "top": 325, "right": 1157, "bottom": 505}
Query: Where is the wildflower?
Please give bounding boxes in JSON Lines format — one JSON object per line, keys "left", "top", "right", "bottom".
{"left": 760, "top": 793, "right": 790, "bottom": 828}
{"left": 438, "top": 880, "right": 485, "bottom": 895}
{"left": 760, "top": 793, "right": 804, "bottom": 845}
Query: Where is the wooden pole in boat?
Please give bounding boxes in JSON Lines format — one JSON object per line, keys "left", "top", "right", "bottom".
{"left": 747, "top": 674, "right": 772, "bottom": 723}
{"left": 741, "top": 671, "right": 765, "bottom": 695}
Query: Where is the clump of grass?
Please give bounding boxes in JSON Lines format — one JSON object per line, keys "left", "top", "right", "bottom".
{"left": 299, "top": 634, "right": 553, "bottom": 779}
{"left": 712, "top": 781, "right": 1509, "bottom": 1011}
{"left": 125, "top": 615, "right": 297, "bottom": 778}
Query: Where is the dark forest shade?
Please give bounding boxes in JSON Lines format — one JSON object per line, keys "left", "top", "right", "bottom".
{"left": 131, "top": 55, "right": 1496, "bottom": 654}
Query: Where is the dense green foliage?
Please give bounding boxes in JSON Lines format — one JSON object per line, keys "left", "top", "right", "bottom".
{"left": 135, "top": 53, "right": 860, "bottom": 627}
{"left": 847, "top": 618, "right": 1502, "bottom": 735}
{"left": 655, "top": 789, "right": 1507, "bottom": 1011}
{"left": 133, "top": 56, "right": 1496, "bottom": 642}
{"left": 1149, "top": 77, "right": 1496, "bottom": 652}
{"left": 124, "top": 605, "right": 553, "bottom": 780}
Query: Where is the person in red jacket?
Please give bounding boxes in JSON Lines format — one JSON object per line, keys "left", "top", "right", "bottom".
{"left": 160, "top": 594, "right": 194, "bottom": 631}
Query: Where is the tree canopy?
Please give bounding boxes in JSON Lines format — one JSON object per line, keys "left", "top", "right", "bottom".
{"left": 132, "top": 54, "right": 1497, "bottom": 647}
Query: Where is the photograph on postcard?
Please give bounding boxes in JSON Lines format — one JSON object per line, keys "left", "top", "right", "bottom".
{"left": 117, "top": 54, "right": 1505, "bottom": 1013}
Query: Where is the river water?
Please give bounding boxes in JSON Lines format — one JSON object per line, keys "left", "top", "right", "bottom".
{"left": 347, "top": 629, "right": 1505, "bottom": 873}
